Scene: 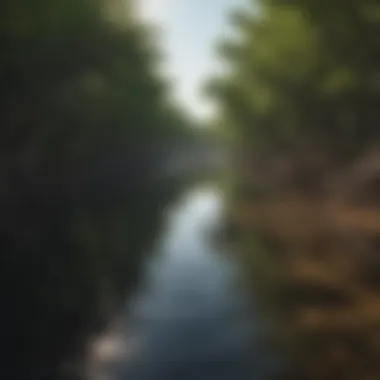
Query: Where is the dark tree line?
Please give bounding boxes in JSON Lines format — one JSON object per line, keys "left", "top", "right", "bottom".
{"left": 0, "top": 1, "right": 192, "bottom": 378}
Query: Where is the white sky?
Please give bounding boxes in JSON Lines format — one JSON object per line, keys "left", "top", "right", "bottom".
{"left": 137, "top": 0, "right": 174, "bottom": 24}
{"left": 136, "top": 0, "right": 247, "bottom": 120}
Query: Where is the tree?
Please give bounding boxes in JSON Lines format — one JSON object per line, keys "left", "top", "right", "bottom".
{"left": 208, "top": 1, "right": 380, "bottom": 379}
{"left": 208, "top": 0, "right": 380, "bottom": 159}
{"left": 0, "top": 1, "right": 190, "bottom": 378}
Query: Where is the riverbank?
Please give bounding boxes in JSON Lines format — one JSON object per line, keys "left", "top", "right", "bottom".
{"left": 228, "top": 149, "right": 380, "bottom": 380}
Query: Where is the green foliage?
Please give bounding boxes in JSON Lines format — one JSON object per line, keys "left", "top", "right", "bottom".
{"left": 0, "top": 1, "right": 191, "bottom": 378}
{"left": 210, "top": 2, "right": 380, "bottom": 379}
{"left": 208, "top": 0, "right": 380, "bottom": 156}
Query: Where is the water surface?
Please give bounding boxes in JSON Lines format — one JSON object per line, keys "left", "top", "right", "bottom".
{"left": 113, "top": 184, "right": 266, "bottom": 380}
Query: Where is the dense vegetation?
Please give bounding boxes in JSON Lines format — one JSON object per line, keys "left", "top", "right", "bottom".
{"left": 0, "top": 1, "right": 193, "bottom": 378}
{"left": 210, "top": 0, "right": 380, "bottom": 156}
{"left": 209, "top": 1, "right": 380, "bottom": 379}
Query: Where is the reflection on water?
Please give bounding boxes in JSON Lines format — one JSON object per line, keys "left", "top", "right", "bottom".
{"left": 109, "top": 184, "right": 269, "bottom": 380}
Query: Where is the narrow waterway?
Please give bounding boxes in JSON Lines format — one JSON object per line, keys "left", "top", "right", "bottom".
{"left": 106, "top": 183, "right": 269, "bottom": 380}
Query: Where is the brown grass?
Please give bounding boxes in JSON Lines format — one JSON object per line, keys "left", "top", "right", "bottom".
{"left": 232, "top": 195, "right": 380, "bottom": 379}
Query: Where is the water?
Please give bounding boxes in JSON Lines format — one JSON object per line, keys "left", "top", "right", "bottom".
{"left": 109, "top": 184, "right": 268, "bottom": 380}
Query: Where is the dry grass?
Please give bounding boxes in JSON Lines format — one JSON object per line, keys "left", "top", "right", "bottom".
{"left": 232, "top": 195, "right": 380, "bottom": 379}
{"left": 229, "top": 146, "right": 380, "bottom": 379}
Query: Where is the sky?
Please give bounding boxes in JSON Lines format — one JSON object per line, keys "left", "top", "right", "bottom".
{"left": 137, "top": 0, "right": 248, "bottom": 120}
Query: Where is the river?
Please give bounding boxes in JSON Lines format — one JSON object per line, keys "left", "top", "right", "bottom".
{"left": 96, "top": 183, "right": 272, "bottom": 380}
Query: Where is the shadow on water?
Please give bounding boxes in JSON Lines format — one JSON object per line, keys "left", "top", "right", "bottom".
{"left": 0, "top": 157, "right": 190, "bottom": 380}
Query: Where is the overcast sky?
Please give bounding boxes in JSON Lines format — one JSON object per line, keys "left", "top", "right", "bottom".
{"left": 137, "top": 0, "right": 247, "bottom": 120}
